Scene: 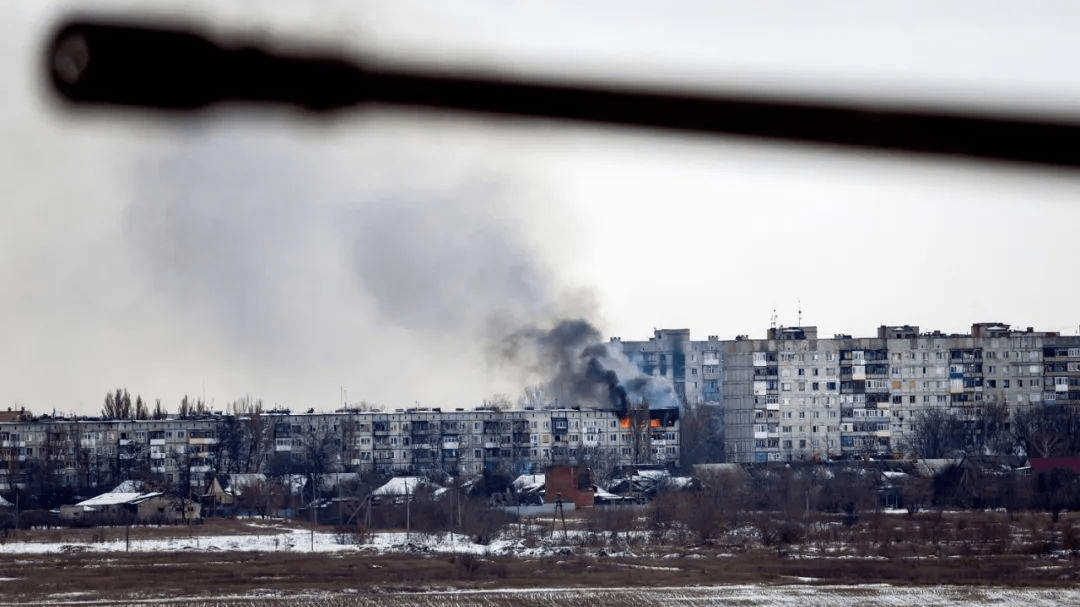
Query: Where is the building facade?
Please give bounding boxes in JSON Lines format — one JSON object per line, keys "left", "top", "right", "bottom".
{"left": 618, "top": 323, "right": 1080, "bottom": 464}
{"left": 0, "top": 406, "right": 681, "bottom": 495}
{"left": 3, "top": 320, "right": 1075, "bottom": 492}
{"left": 616, "top": 329, "right": 725, "bottom": 405}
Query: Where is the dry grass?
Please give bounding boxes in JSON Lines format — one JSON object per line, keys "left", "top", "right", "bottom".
{"left": 0, "top": 517, "right": 285, "bottom": 545}
{"left": 0, "top": 543, "right": 1076, "bottom": 603}
{"left": 0, "top": 511, "right": 1077, "bottom": 603}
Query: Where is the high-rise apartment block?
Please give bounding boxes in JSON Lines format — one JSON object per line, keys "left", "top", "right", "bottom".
{"left": 2, "top": 320, "right": 1077, "bottom": 495}
{"left": 617, "top": 322, "right": 1080, "bottom": 464}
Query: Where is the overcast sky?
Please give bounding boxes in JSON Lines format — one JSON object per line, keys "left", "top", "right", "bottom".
{"left": 5, "top": 1, "right": 1080, "bottom": 415}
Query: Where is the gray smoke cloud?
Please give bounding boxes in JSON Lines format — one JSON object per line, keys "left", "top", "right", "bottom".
{"left": 346, "top": 180, "right": 554, "bottom": 338}
{"left": 123, "top": 122, "right": 673, "bottom": 411}
{"left": 497, "top": 318, "right": 679, "bottom": 414}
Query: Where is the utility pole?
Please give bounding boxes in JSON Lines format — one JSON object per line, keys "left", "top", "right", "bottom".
{"left": 405, "top": 478, "right": 411, "bottom": 539}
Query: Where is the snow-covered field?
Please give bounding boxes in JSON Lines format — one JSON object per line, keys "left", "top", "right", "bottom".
{"left": 320, "top": 585, "right": 1080, "bottom": 607}
{"left": 6, "top": 585, "right": 1079, "bottom": 606}
{"left": 0, "top": 520, "right": 532, "bottom": 555}
{"left": 0, "top": 522, "right": 1076, "bottom": 606}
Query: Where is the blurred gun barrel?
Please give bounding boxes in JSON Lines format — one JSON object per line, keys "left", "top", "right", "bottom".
{"left": 48, "top": 19, "right": 1080, "bottom": 168}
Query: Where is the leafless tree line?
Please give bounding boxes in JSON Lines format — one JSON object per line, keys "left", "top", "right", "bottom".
{"left": 907, "top": 399, "right": 1080, "bottom": 459}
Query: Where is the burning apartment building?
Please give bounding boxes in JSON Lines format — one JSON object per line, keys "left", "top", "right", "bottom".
{"left": 0, "top": 319, "right": 687, "bottom": 497}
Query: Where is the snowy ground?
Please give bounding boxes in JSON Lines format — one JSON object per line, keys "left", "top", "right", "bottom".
{"left": 0, "top": 520, "right": 544, "bottom": 556}
{"left": 4, "top": 584, "right": 1079, "bottom": 606}
{"left": 0, "top": 522, "right": 1077, "bottom": 606}
{"left": 0, "top": 521, "right": 350, "bottom": 555}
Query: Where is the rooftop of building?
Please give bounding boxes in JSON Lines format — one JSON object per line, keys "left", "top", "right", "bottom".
{"left": 618, "top": 321, "right": 1070, "bottom": 345}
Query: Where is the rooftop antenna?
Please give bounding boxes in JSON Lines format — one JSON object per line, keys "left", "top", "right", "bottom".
{"left": 797, "top": 298, "right": 803, "bottom": 327}
{"left": 770, "top": 308, "right": 778, "bottom": 330}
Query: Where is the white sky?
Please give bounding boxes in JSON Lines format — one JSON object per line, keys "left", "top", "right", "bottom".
{"left": 4, "top": 1, "right": 1080, "bottom": 414}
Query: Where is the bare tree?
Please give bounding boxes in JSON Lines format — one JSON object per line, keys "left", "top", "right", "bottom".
{"left": 211, "top": 396, "right": 265, "bottom": 474}
{"left": 178, "top": 395, "right": 192, "bottom": 419}
{"left": 971, "top": 400, "right": 1015, "bottom": 456}
{"left": 116, "top": 427, "right": 149, "bottom": 482}
{"left": 517, "top": 385, "right": 547, "bottom": 409}
{"left": 102, "top": 388, "right": 133, "bottom": 420}
{"left": 580, "top": 446, "right": 620, "bottom": 487}
{"left": 77, "top": 445, "right": 110, "bottom": 492}
{"left": 908, "top": 400, "right": 1014, "bottom": 458}
{"left": 1014, "top": 406, "right": 1080, "bottom": 458}
{"left": 481, "top": 394, "right": 513, "bottom": 411}
{"left": 679, "top": 402, "right": 725, "bottom": 470}
{"left": 134, "top": 396, "right": 149, "bottom": 420}
{"left": 177, "top": 395, "right": 209, "bottom": 419}
{"left": 300, "top": 425, "right": 341, "bottom": 505}
{"left": 908, "top": 408, "right": 965, "bottom": 458}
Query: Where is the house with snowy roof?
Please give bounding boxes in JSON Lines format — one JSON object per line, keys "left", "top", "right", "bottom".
{"left": 370, "top": 476, "right": 446, "bottom": 504}
{"left": 60, "top": 482, "right": 200, "bottom": 524}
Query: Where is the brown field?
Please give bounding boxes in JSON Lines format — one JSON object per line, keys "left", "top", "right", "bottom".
{"left": 0, "top": 548, "right": 1076, "bottom": 605}
{"left": 0, "top": 511, "right": 1076, "bottom": 604}
{"left": 0, "top": 517, "right": 287, "bottom": 545}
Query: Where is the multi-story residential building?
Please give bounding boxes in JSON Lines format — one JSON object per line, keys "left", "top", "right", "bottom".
{"left": 0, "top": 406, "right": 680, "bottom": 496}
{"left": 719, "top": 326, "right": 844, "bottom": 463}
{"left": 1041, "top": 337, "right": 1080, "bottom": 407}
{"left": 619, "top": 322, "right": 1080, "bottom": 464}
{"left": 2, "top": 320, "right": 1072, "bottom": 491}
{"left": 616, "top": 329, "right": 724, "bottom": 405}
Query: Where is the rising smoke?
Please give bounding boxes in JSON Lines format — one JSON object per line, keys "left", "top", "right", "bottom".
{"left": 496, "top": 318, "right": 679, "bottom": 414}
{"left": 123, "top": 123, "right": 675, "bottom": 411}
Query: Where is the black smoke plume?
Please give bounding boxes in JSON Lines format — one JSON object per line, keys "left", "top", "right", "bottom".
{"left": 497, "top": 318, "right": 678, "bottom": 415}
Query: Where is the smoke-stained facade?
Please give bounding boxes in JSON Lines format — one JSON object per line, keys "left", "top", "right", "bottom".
{"left": 613, "top": 329, "right": 724, "bottom": 407}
